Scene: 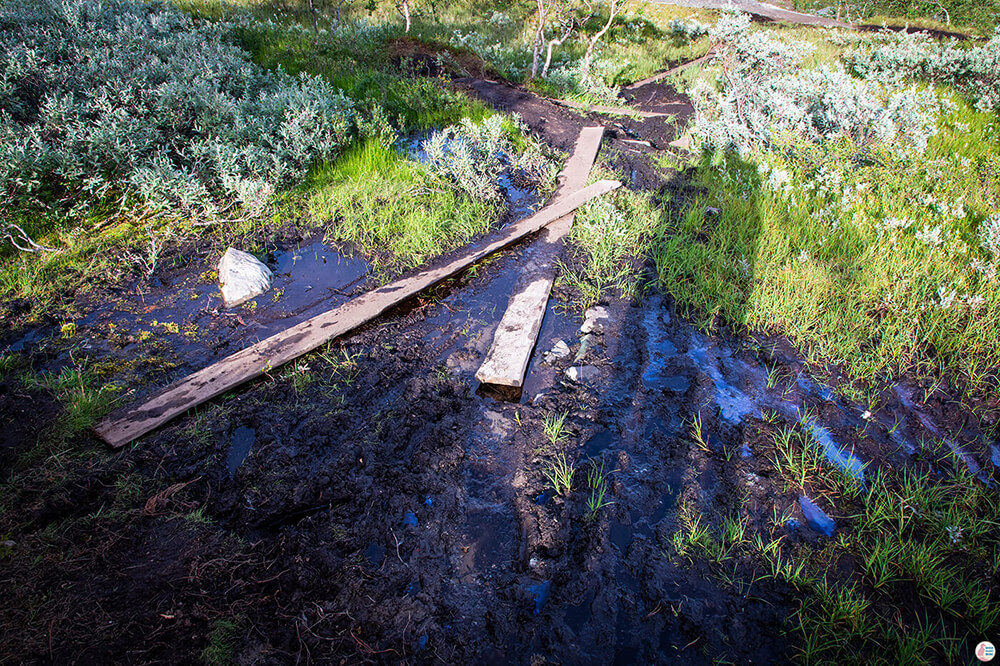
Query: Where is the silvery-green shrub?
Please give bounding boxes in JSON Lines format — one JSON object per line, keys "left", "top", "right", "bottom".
{"left": 668, "top": 18, "right": 709, "bottom": 41}
{"left": 0, "top": 0, "right": 354, "bottom": 218}
{"left": 422, "top": 115, "right": 552, "bottom": 207}
{"left": 692, "top": 12, "right": 938, "bottom": 155}
{"left": 847, "top": 30, "right": 1000, "bottom": 111}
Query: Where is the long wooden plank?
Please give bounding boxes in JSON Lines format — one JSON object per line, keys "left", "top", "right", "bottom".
{"left": 94, "top": 179, "right": 621, "bottom": 448}
{"left": 623, "top": 50, "right": 716, "bottom": 90}
{"left": 551, "top": 98, "right": 672, "bottom": 118}
{"left": 476, "top": 126, "right": 604, "bottom": 387}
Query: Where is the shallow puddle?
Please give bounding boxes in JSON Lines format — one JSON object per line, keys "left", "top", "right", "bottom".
{"left": 266, "top": 241, "right": 368, "bottom": 318}
{"left": 226, "top": 425, "right": 256, "bottom": 477}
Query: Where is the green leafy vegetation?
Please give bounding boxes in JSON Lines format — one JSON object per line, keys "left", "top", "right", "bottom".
{"left": 543, "top": 452, "right": 576, "bottom": 497}
{"left": 24, "top": 366, "right": 120, "bottom": 443}
{"left": 793, "top": 0, "right": 1000, "bottom": 36}
{"left": 307, "top": 139, "right": 497, "bottom": 275}
{"left": 201, "top": 617, "right": 243, "bottom": 666}
{"left": 655, "top": 14, "right": 1000, "bottom": 392}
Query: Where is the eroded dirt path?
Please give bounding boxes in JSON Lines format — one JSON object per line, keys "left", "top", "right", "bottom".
{"left": 648, "top": 0, "right": 849, "bottom": 28}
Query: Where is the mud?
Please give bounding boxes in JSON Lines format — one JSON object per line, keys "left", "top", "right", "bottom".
{"left": 2, "top": 57, "right": 999, "bottom": 665}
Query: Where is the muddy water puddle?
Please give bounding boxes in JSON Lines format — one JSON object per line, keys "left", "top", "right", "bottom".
{"left": 637, "top": 295, "right": 999, "bottom": 534}
{"left": 4, "top": 239, "right": 371, "bottom": 383}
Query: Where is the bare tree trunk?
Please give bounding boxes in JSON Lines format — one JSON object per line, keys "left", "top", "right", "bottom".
{"left": 531, "top": 0, "right": 547, "bottom": 78}
{"left": 308, "top": 0, "right": 319, "bottom": 34}
{"left": 402, "top": 0, "right": 411, "bottom": 32}
{"left": 542, "top": 22, "right": 574, "bottom": 77}
{"left": 580, "top": 0, "right": 619, "bottom": 84}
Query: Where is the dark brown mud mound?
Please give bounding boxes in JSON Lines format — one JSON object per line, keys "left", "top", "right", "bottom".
{"left": 389, "top": 36, "right": 501, "bottom": 80}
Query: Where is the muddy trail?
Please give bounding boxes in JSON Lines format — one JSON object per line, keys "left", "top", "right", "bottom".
{"left": 2, "top": 65, "right": 999, "bottom": 665}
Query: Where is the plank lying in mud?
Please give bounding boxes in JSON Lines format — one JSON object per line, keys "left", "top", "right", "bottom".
{"left": 552, "top": 98, "right": 672, "bottom": 118}
{"left": 623, "top": 50, "right": 716, "bottom": 91}
{"left": 475, "top": 126, "right": 604, "bottom": 388}
{"left": 94, "top": 179, "right": 621, "bottom": 448}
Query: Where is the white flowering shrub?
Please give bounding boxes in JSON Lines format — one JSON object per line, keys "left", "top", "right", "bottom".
{"left": 0, "top": 0, "right": 355, "bottom": 218}
{"left": 422, "top": 115, "right": 553, "bottom": 206}
{"left": 847, "top": 30, "right": 1000, "bottom": 111}
{"left": 692, "top": 12, "right": 939, "bottom": 155}
{"left": 668, "top": 18, "right": 709, "bottom": 41}
{"left": 980, "top": 214, "right": 1000, "bottom": 257}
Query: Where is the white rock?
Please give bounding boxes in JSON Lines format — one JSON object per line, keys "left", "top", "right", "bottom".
{"left": 544, "top": 340, "right": 571, "bottom": 363}
{"left": 565, "top": 365, "right": 600, "bottom": 383}
{"left": 218, "top": 247, "right": 273, "bottom": 307}
{"left": 580, "top": 306, "right": 610, "bottom": 335}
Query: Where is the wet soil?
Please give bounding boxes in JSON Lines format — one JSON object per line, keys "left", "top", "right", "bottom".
{"left": 2, "top": 58, "right": 999, "bottom": 665}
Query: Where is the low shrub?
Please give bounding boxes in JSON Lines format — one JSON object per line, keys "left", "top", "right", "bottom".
{"left": 422, "top": 115, "right": 555, "bottom": 206}
{"left": 690, "top": 12, "right": 939, "bottom": 155}
{"left": 846, "top": 30, "right": 1000, "bottom": 111}
{"left": 0, "top": 0, "right": 355, "bottom": 221}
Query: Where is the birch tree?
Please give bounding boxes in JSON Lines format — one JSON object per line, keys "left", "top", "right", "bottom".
{"left": 579, "top": 0, "right": 623, "bottom": 83}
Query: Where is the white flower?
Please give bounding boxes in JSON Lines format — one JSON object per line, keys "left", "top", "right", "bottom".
{"left": 937, "top": 287, "right": 958, "bottom": 310}
{"left": 916, "top": 225, "right": 944, "bottom": 247}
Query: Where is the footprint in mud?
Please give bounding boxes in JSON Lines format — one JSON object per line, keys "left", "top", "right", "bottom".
{"left": 226, "top": 425, "right": 255, "bottom": 477}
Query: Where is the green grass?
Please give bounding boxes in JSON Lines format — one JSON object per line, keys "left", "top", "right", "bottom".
{"left": 542, "top": 410, "right": 570, "bottom": 445}
{"left": 792, "top": 0, "right": 1000, "bottom": 36}
{"left": 558, "top": 175, "right": 662, "bottom": 308}
{"left": 24, "top": 366, "right": 120, "bottom": 444}
{"left": 654, "top": 98, "right": 1000, "bottom": 394}
{"left": 585, "top": 456, "right": 613, "bottom": 518}
{"left": 306, "top": 139, "right": 499, "bottom": 276}
{"left": 543, "top": 452, "right": 575, "bottom": 497}
{"left": 673, "top": 444, "right": 1000, "bottom": 663}
{"left": 201, "top": 617, "right": 242, "bottom": 666}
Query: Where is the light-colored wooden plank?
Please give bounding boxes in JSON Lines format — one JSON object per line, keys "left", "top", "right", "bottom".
{"left": 94, "top": 179, "right": 621, "bottom": 448}
{"left": 475, "top": 126, "right": 604, "bottom": 388}
{"left": 623, "top": 50, "right": 716, "bottom": 90}
{"left": 551, "top": 98, "right": 672, "bottom": 118}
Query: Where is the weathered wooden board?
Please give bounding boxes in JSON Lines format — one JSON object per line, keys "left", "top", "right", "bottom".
{"left": 94, "top": 178, "right": 621, "bottom": 448}
{"left": 622, "top": 50, "right": 716, "bottom": 91}
{"left": 475, "top": 126, "right": 604, "bottom": 387}
{"left": 552, "top": 98, "right": 672, "bottom": 118}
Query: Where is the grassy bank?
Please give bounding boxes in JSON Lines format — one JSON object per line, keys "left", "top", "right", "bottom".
{"left": 652, "top": 15, "right": 1000, "bottom": 398}
{"left": 0, "top": 0, "right": 549, "bottom": 322}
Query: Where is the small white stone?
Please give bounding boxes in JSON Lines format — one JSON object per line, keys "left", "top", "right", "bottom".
{"left": 218, "top": 248, "right": 273, "bottom": 308}
{"left": 565, "top": 365, "right": 600, "bottom": 383}
{"left": 580, "top": 306, "right": 610, "bottom": 335}
{"left": 545, "top": 340, "right": 571, "bottom": 361}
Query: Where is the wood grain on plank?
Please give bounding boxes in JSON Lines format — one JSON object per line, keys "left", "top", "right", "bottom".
{"left": 94, "top": 179, "right": 621, "bottom": 448}
{"left": 475, "top": 126, "right": 604, "bottom": 387}
{"left": 552, "top": 98, "right": 672, "bottom": 118}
